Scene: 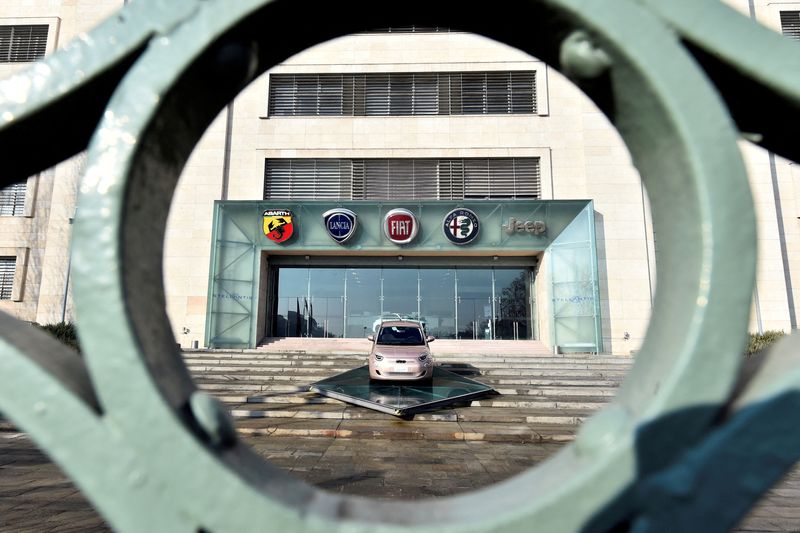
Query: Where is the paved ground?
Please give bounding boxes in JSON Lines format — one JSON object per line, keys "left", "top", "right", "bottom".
{"left": 2, "top": 418, "right": 800, "bottom": 532}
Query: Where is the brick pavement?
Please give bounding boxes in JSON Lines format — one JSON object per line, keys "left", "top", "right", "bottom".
{"left": 2, "top": 419, "right": 799, "bottom": 532}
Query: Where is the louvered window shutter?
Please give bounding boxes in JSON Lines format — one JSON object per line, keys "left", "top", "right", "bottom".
{"left": 0, "top": 257, "right": 15, "bottom": 300}
{"left": 390, "top": 74, "right": 413, "bottom": 115}
{"left": 414, "top": 74, "right": 439, "bottom": 115}
{"left": 365, "top": 74, "right": 391, "bottom": 115}
{"left": 265, "top": 158, "right": 539, "bottom": 201}
{"left": 464, "top": 158, "right": 540, "bottom": 199}
{"left": 781, "top": 11, "right": 800, "bottom": 41}
{"left": 0, "top": 182, "right": 26, "bottom": 216}
{"left": 511, "top": 71, "right": 536, "bottom": 114}
{"left": 265, "top": 159, "right": 352, "bottom": 200}
{"left": 269, "top": 71, "right": 535, "bottom": 116}
{"left": 365, "top": 160, "right": 390, "bottom": 199}
{"left": 0, "top": 25, "right": 48, "bottom": 63}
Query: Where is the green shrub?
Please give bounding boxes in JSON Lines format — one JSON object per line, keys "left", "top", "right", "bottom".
{"left": 36, "top": 322, "right": 80, "bottom": 353}
{"left": 747, "top": 330, "right": 785, "bottom": 356}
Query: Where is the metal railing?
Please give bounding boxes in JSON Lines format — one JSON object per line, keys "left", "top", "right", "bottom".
{"left": 0, "top": 0, "right": 799, "bottom": 531}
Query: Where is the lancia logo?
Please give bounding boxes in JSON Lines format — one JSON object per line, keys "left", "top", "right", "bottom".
{"left": 443, "top": 208, "right": 480, "bottom": 245}
{"left": 263, "top": 209, "right": 294, "bottom": 243}
{"left": 322, "top": 208, "right": 358, "bottom": 244}
{"left": 383, "top": 208, "right": 419, "bottom": 245}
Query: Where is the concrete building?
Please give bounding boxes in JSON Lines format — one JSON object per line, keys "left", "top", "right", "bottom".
{"left": 0, "top": 0, "right": 798, "bottom": 354}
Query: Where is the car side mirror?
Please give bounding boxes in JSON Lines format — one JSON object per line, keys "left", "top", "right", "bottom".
{"left": 367, "top": 335, "right": 374, "bottom": 341}
{"left": 426, "top": 336, "right": 435, "bottom": 343}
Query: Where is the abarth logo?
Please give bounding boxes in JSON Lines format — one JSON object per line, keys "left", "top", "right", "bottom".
{"left": 383, "top": 208, "right": 419, "bottom": 245}
{"left": 263, "top": 209, "right": 294, "bottom": 243}
{"left": 322, "top": 208, "right": 358, "bottom": 244}
{"left": 443, "top": 208, "right": 480, "bottom": 245}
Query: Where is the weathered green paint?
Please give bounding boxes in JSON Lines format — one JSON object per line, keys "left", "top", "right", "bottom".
{"left": 0, "top": 1, "right": 797, "bottom": 532}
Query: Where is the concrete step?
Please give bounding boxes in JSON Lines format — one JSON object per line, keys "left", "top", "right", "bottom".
{"left": 235, "top": 417, "right": 576, "bottom": 443}
{"left": 228, "top": 402, "right": 595, "bottom": 426}
{"left": 185, "top": 352, "right": 633, "bottom": 365}
{"left": 190, "top": 372, "right": 624, "bottom": 388}
{"left": 255, "top": 338, "right": 555, "bottom": 356}
{"left": 185, "top": 346, "right": 629, "bottom": 445}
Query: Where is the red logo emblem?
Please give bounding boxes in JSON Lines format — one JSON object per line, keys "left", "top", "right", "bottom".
{"left": 263, "top": 210, "right": 294, "bottom": 243}
{"left": 383, "top": 208, "right": 418, "bottom": 244}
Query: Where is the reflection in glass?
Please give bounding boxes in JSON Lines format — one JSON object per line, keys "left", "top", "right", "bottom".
{"left": 310, "top": 366, "right": 496, "bottom": 417}
{"left": 419, "top": 268, "right": 456, "bottom": 339}
{"left": 494, "top": 269, "right": 530, "bottom": 340}
{"left": 309, "top": 268, "right": 345, "bottom": 338}
{"left": 456, "top": 269, "right": 493, "bottom": 339}
{"left": 346, "top": 268, "right": 382, "bottom": 338}
{"left": 275, "top": 268, "right": 308, "bottom": 337}
{"left": 273, "top": 265, "right": 535, "bottom": 340}
{"left": 382, "top": 268, "right": 419, "bottom": 319}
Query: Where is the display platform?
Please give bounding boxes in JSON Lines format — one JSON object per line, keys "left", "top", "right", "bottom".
{"left": 309, "top": 366, "right": 497, "bottom": 417}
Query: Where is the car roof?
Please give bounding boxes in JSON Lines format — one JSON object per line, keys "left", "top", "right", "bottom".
{"left": 379, "top": 320, "right": 422, "bottom": 328}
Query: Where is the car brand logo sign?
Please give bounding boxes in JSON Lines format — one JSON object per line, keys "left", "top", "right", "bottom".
{"left": 263, "top": 209, "right": 294, "bottom": 243}
{"left": 383, "top": 208, "right": 419, "bottom": 245}
{"left": 443, "top": 208, "right": 480, "bottom": 245}
{"left": 322, "top": 208, "right": 358, "bottom": 244}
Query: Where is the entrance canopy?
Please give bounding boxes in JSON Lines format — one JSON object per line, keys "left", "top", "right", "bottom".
{"left": 205, "top": 200, "right": 601, "bottom": 352}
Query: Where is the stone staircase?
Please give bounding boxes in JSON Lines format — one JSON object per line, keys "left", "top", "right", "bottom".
{"left": 185, "top": 340, "right": 633, "bottom": 444}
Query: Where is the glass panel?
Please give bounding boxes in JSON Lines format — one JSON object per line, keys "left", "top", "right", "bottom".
{"left": 494, "top": 268, "right": 530, "bottom": 340}
{"left": 382, "top": 268, "right": 419, "bottom": 320}
{"left": 310, "top": 366, "right": 496, "bottom": 417}
{"left": 206, "top": 204, "right": 259, "bottom": 348}
{"left": 275, "top": 267, "right": 308, "bottom": 337}
{"left": 456, "top": 269, "right": 493, "bottom": 339}
{"left": 419, "top": 268, "right": 456, "bottom": 339}
{"left": 346, "top": 268, "right": 382, "bottom": 338}
{"left": 549, "top": 202, "right": 602, "bottom": 352}
{"left": 308, "top": 268, "right": 345, "bottom": 338}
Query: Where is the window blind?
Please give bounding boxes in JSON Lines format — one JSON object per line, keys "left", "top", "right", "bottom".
{"left": 781, "top": 11, "right": 800, "bottom": 42}
{"left": 269, "top": 71, "right": 536, "bottom": 117}
{"left": 0, "top": 257, "right": 15, "bottom": 300}
{"left": 0, "top": 25, "right": 48, "bottom": 63}
{"left": 0, "top": 182, "right": 26, "bottom": 216}
{"left": 265, "top": 158, "right": 540, "bottom": 201}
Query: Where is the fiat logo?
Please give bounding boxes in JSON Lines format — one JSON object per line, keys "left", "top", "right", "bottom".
{"left": 383, "top": 208, "right": 419, "bottom": 245}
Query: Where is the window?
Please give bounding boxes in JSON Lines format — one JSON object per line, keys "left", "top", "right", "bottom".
{"left": 0, "top": 182, "right": 26, "bottom": 216}
{"left": 264, "top": 158, "right": 540, "bottom": 201}
{"left": 268, "top": 71, "right": 536, "bottom": 116}
{"left": 0, "top": 24, "right": 48, "bottom": 63}
{"left": 781, "top": 11, "right": 800, "bottom": 41}
{"left": 0, "top": 257, "right": 15, "bottom": 300}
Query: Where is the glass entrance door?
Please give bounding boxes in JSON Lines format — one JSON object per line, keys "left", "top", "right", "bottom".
{"left": 419, "top": 268, "right": 456, "bottom": 339}
{"left": 456, "top": 269, "right": 493, "bottom": 340}
{"left": 345, "top": 268, "right": 381, "bottom": 338}
{"left": 272, "top": 264, "right": 534, "bottom": 340}
{"left": 494, "top": 269, "right": 530, "bottom": 340}
{"left": 308, "top": 268, "right": 345, "bottom": 338}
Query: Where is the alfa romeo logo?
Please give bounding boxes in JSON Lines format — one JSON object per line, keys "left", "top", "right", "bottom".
{"left": 383, "top": 208, "right": 419, "bottom": 245}
{"left": 322, "top": 208, "right": 357, "bottom": 244}
{"left": 443, "top": 208, "right": 480, "bottom": 245}
{"left": 263, "top": 209, "right": 294, "bottom": 243}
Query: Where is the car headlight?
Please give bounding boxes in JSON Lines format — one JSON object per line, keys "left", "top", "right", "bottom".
{"left": 418, "top": 354, "right": 428, "bottom": 362}
{"left": 374, "top": 353, "right": 384, "bottom": 361}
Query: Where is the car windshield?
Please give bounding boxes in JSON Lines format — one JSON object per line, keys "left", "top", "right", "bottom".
{"left": 376, "top": 326, "right": 424, "bottom": 346}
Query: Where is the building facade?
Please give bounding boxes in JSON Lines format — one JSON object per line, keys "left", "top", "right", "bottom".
{"left": 1, "top": 0, "right": 798, "bottom": 354}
